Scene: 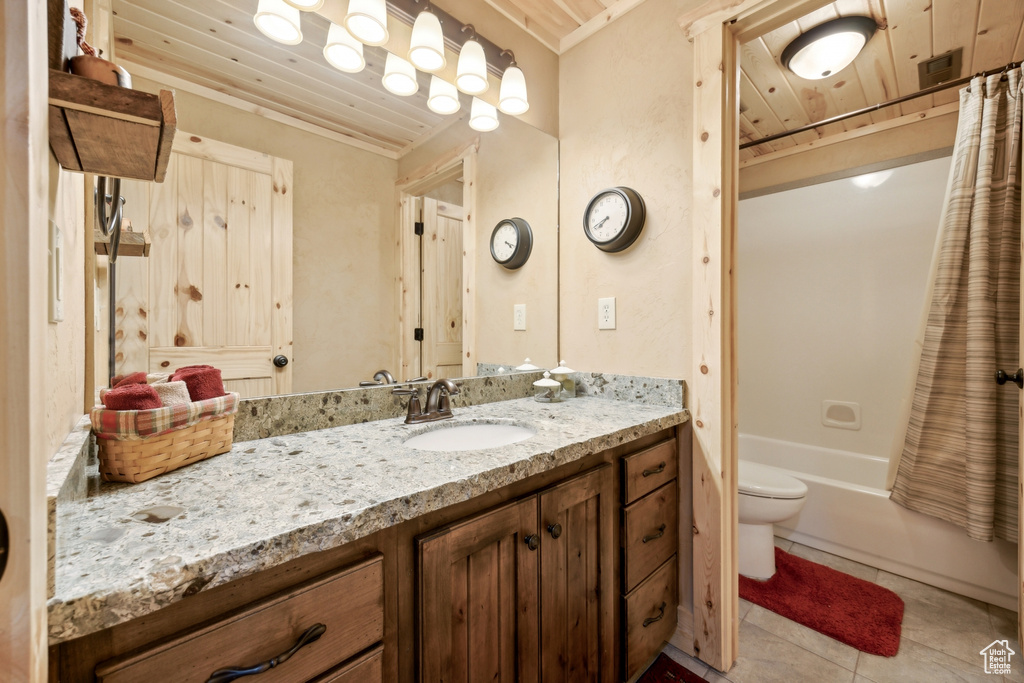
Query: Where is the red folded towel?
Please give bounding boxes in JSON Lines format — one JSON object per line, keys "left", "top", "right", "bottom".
{"left": 102, "top": 383, "right": 161, "bottom": 411}
{"left": 111, "top": 371, "right": 147, "bottom": 388}
{"left": 171, "top": 365, "right": 225, "bottom": 401}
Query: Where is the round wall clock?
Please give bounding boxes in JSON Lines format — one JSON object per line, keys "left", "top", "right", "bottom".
{"left": 583, "top": 186, "right": 646, "bottom": 253}
{"left": 490, "top": 217, "right": 533, "bottom": 270}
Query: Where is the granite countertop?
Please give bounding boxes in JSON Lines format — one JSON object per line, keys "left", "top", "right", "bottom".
{"left": 48, "top": 395, "right": 686, "bottom": 644}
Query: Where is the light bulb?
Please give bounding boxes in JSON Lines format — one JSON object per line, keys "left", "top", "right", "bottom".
{"left": 456, "top": 39, "right": 488, "bottom": 95}
{"left": 498, "top": 65, "right": 528, "bottom": 115}
{"left": 254, "top": 0, "right": 302, "bottom": 46}
{"left": 469, "top": 97, "right": 498, "bottom": 131}
{"left": 428, "top": 76, "right": 460, "bottom": 115}
{"left": 345, "top": 0, "right": 389, "bottom": 46}
{"left": 383, "top": 53, "right": 418, "bottom": 96}
{"left": 282, "top": 0, "right": 323, "bottom": 10}
{"left": 324, "top": 23, "right": 365, "bottom": 73}
{"left": 409, "top": 9, "right": 446, "bottom": 72}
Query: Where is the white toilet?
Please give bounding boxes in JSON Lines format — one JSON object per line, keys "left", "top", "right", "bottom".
{"left": 738, "top": 460, "right": 808, "bottom": 579}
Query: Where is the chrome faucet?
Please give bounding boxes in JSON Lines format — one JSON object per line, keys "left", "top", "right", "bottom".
{"left": 404, "top": 379, "right": 460, "bottom": 424}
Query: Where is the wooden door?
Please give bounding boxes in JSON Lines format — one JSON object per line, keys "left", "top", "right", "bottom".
{"left": 420, "top": 197, "right": 463, "bottom": 380}
{"left": 417, "top": 497, "right": 540, "bottom": 683}
{"left": 538, "top": 466, "right": 615, "bottom": 682}
{"left": 114, "top": 134, "right": 293, "bottom": 398}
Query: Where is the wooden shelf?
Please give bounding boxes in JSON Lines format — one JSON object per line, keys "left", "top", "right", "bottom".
{"left": 48, "top": 69, "right": 176, "bottom": 182}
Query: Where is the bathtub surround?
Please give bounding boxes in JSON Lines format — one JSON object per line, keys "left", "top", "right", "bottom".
{"left": 891, "top": 69, "right": 1024, "bottom": 543}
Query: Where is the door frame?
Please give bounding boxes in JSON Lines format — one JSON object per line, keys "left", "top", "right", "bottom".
{"left": 396, "top": 138, "right": 479, "bottom": 380}
{"left": 0, "top": 0, "right": 49, "bottom": 677}
{"left": 679, "top": 0, "right": 836, "bottom": 671}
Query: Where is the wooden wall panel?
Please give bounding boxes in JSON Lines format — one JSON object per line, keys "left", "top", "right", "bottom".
{"left": 202, "top": 160, "right": 229, "bottom": 348}
{"left": 149, "top": 154, "right": 178, "bottom": 349}
{"left": 175, "top": 154, "right": 205, "bottom": 348}
{"left": 114, "top": 181, "right": 151, "bottom": 376}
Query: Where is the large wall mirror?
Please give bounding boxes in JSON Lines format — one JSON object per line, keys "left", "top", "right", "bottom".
{"left": 90, "top": 0, "right": 559, "bottom": 399}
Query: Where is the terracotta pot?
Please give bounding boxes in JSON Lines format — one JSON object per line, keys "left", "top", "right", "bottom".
{"left": 69, "top": 55, "right": 132, "bottom": 88}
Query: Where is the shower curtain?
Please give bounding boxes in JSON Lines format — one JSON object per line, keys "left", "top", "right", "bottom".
{"left": 889, "top": 69, "right": 1023, "bottom": 543}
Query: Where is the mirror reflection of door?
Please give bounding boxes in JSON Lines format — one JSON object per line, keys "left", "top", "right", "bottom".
{"left": 106, "top": 135, "right": 293, "bottom": 400}
{"left": 420, "top": 194, "right": 463, "bottom": 381}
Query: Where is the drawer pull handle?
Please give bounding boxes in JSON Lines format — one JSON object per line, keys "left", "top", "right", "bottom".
{"left": 525, "top": 534, "right": 540, "bottom": 551}
{"left": 642, "top": 524, "right": 667, "bottom": 544}
{"left": 642, "top": 462, "right": 666, "bottom": 477}
{"left": 643, "top": 602, "right": 667, "bottom": 628}
{"left": 547, "top": 523, "right": 562, "bottom": 539}
{"left": 206, "top": 622, "right": 327, "bottom": 683}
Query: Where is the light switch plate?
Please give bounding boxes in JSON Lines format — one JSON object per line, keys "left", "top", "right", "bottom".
{"left": 49, "top": 220, "right": 64, "bottom": 323}
{"left": 513, "top": 304, "right": 526, "bottom": 331}
{"left": 598, "top": 297, "right": 615, "bottom": 330}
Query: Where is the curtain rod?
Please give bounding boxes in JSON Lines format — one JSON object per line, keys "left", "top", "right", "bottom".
{"left": 740, "top": 60, "right": 1023, "bottom": 151}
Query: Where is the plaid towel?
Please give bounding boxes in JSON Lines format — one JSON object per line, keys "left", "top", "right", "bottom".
{"left": 91, "top": 392, "right": 239, "bottom": 440}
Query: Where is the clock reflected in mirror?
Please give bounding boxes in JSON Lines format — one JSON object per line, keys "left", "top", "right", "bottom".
{"left": 583, "top": 187, "right": 646, "bottom": 253}
{"left": 490, "top": 217, "right": 533, "bottom": 270}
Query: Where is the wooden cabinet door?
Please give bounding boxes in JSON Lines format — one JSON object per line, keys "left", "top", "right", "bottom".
{"left": 418, "top": 497, "right": 540, "bottom": 683}
{"left": 538, "top": 465, "right": 615, "bottom": 682}
{"left": 420, "top": 197, "right": 464, "bottom": 381}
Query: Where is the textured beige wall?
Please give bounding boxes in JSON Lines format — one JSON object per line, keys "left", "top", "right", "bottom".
{"left": 132, "top": 76, "right": 399, "bottom": 393}
{"left": 558, "top": 0, "right": 696, "bottom": 379}
{"left": 46, "top": 161, "right": 86, "bottom": 457}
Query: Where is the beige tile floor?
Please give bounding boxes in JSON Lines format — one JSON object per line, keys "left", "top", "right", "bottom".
{"left": 661, "top": 538, "right": 1022, "bottom": 683}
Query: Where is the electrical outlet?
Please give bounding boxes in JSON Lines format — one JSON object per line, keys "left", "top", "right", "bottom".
{"left": 49, "top": 221, "right": 64, "bottom": 323}
{"left": 513, "top": 304, "right": 527, "bottom": 331}
{"left": 598, "top": 297, "right": 615, "bottom": 330}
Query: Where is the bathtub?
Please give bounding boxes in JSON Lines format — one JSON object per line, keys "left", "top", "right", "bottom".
{"left": 740, "top": 434, "right": 1018, "bottom": 610}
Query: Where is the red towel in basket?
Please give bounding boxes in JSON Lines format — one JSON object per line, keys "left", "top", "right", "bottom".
{"left": 111, "top": 371, "right": 147, "bottom": 388}
{"left": 171, "top": 365, "right": 226, "bottom": 401}
{"left": 102, "top": 383, "right": 161, "bottom": 411}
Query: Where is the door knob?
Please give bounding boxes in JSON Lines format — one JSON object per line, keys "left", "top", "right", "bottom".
{"left": 273, "top": 355, "right": 289, "bottom": 368}
{"left": 0, "top": 508, "right": 8, "bottom": 584}
{"left": 995, "top": 369, "right": 1023, "bottom": 389}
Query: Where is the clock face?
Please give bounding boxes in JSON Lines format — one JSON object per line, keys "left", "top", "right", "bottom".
{"left": 491, "top": 221, "right": 519, "bottom": 263}
{"left": 587, "top": 191, "right": 629, "bottom": 242}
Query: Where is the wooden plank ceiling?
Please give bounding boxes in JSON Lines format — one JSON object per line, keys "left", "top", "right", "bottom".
{"left": 740, "top": 0, "right": 1024, "bottom": 159}
{"left": 111, "top": 0, "right": 447, "bottom": 156}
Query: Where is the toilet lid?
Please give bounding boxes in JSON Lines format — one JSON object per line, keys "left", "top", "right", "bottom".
{"left": 738, "top": 460, "right": 808, "bottom": 500}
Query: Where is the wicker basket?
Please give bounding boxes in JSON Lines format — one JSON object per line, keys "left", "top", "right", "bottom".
{"left": 97, "top": 412, "right": 235, "bottom": 484}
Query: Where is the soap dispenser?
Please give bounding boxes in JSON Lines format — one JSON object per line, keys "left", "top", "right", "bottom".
{"left": 550, "top": 360, "right": 576, "bottom": 399}
{"left": 533, "top": 372, "right": 562, "bottom": 403}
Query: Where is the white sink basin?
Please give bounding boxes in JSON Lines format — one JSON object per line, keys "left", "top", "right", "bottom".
{"left": 403, "top": 422, "right": 536, "bottom": 451}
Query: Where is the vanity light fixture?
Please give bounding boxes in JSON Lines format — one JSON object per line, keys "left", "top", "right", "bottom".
{"left": 469, "top": 97, "right": 498, "bottom": 131}
{"left": 254, "top": 0, "right": 303, "bottom": 46}
{"left": 323, "top": 23, "right": 365, "bottom": 73}
{"left": 781, "top": 16, "right": 876, "bottom": 80}
{"left": 456, "top": 25, "right": 489, "bottom": 95}
{"left": 345, "top": 0, "right": 389, "bottom": 46}
{"left": 427, "top": 76, "right": 461, "bottom": 115}
{"left": 383, "top": 53, "right": 419, "bottom": 96}
{"left": 498, "top": 50, "right": 528, "bottom": 115}
{"left": 409, "top": 4, "right": 446, "bottom": 72}
{"left": 282, "top": 0, "right": 324, "bottom": 10}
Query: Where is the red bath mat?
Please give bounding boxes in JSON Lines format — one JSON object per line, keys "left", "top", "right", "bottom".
{"left": 739, "top": 547, "right": 904, "bottom": 656}
{"left": 637, "top": 653, "right": 711, "bottom": 683}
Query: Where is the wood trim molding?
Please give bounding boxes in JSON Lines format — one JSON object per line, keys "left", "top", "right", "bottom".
{"left": 0, "top": 0, "right": 49, "bottom": 678}
{"left": 559, "top": 0, "right": 649, "bottom": 53}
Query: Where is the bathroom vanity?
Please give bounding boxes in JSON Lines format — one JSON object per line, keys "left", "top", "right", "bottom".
{"left": 47, "top": 389, "right": 690, "bottom": 682}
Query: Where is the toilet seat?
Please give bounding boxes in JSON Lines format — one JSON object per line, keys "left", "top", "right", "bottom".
{"left": 738, "top": 460, "right": 807, "bottom": 500}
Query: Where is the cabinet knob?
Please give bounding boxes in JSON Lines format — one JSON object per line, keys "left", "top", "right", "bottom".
{"left": 524, "top": 534, "right": 540, "bottom": 551}
{"left": 547, "top": 523, "right": 562, "bottom": 539}
{"left": 273, "top": 355, "right": 289, "bottom": 368}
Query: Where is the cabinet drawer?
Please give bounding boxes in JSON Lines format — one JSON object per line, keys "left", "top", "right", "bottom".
{"left": 622, "top": 481, "right": 677, "bottom": 593}
{"left": 623, "top": 555, "right": 678, "bottom": 682}
{"left": 311, "top": 644, "right": 383, "bottom": 683}
{"left": 622, "top": 439, "right": 677, "bottom": 504}
{"left": 96, "top": 554, "right": 384, "bottom": 683}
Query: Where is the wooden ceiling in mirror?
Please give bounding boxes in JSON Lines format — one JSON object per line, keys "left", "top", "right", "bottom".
{"left": 739, "top": 0, "right": 1024, "bottom": 160}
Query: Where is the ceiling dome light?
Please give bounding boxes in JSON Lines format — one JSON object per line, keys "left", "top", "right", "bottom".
{"left": 456, "top": 33, "right": 488, "bottom": 95}
{"left": 781, "top": 16, "right": 876, "bottom": 80}
{"left": 345, "top": 0, "right": 389, "bottom": 47}
{"left": 498, "top": 52, "right": 528, "bottom": 115}
{"left": 383, "top": 53, "right": 419, "bottom": 96}
{"left": 324, "top": 23, "right": 365, "bottom": 73}
{"left": 409, "top": 8, "right": 446, "bottom": 72}
{"left": 469, "top": 97, "right": 498, "bottom": 131}
{"left": 283, "top": 0, "right": 324, "bottom": 10}
{"left": 254, "top": 0, "right": 303, "bottom": 46}
{"left": 428, "top": 76, "right": 460, "bottom": 115}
